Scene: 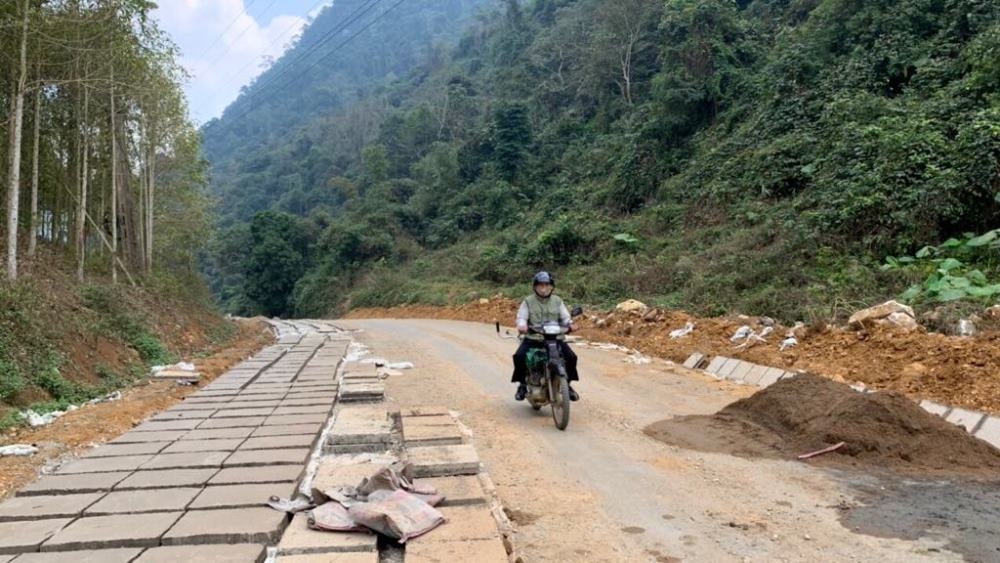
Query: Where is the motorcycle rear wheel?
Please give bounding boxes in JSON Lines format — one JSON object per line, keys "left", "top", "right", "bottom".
{"left": 551, "top": 376, "right": 570, "bottom": 430}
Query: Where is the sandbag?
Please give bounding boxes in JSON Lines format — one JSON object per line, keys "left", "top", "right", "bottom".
{"left": 310, "top": 502, "right": 368, "bottom": 533}
{"left": 348, "top": 489, "right": 446, "bottom": 543}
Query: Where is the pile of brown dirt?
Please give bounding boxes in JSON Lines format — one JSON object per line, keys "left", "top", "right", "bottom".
{"left": 643, "top": 374, "right": 1000, "bottom": 477}
{"left": 346, "top": 299, "right": 1000, "bottom": 415}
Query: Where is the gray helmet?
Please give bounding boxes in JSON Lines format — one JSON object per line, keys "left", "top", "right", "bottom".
{"left": 532, "top": 271, "right": 554, "bottom": 286}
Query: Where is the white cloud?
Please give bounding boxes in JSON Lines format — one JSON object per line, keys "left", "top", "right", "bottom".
{"left": 154, "top": 1, "right": 311, "bottom": 124}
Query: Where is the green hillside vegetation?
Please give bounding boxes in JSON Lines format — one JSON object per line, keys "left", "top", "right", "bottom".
{"left": 204, "top": 0, "right": 1000, "bottom": 322}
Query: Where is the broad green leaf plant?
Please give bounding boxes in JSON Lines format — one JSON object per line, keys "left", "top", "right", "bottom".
{"left": 884, "top": 230, "right": 1000, "bottom": 304}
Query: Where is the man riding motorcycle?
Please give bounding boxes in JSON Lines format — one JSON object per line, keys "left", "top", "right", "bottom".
{"left": 511, "top": 271, "right": 581, "bottom": 402}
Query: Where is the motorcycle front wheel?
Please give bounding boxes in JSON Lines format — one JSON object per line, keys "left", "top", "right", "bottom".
{"left": 551, "top": 375, "right": 570, "bottom": 430}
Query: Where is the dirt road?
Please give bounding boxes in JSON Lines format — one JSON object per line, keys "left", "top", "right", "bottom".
{"left": 340, "top": 318, "right": 996, "bottom": 563}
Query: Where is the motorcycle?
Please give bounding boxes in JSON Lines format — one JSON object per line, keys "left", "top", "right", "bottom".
{"left": 522, "top": 306, "right": 583, "bottom": 431}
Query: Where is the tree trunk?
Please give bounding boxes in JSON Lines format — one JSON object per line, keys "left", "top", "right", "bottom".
{"left": 27, "top": 77, "right": 41, "bottom": 258}
{"left": 145, "top": 134, "right": 154, "bottom": 275}
{"left": 5, "top": 0, "right": 30, "bottom": 280}
{"left": 110, "top": 66, "right": 117, "bottom": 284}
{"left": 76, "top": 84, "right": 89, "bottom": 282}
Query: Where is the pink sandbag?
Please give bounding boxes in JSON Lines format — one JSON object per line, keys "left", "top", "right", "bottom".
{"left": 309, "top": 502, "right": 368, "bottom": 533}
{"left": 348, "top": 489, "right": 446, "bottom": 543}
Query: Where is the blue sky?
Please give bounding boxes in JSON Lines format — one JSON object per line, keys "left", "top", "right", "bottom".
{"left": 153, "top": 0, "right": 332, "bottom": 124}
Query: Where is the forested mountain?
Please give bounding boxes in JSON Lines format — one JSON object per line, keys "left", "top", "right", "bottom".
{"left": 205, "top": 0, "right": 1000, "bottom": 321}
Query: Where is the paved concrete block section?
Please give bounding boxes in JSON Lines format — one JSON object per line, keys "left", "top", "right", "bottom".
{"left": 133, "top": 543, "right": 266, "bottom": 563}
{"left": 274, "top": 551, "right": 377, "bottom": 562}
{"left": 265, "top": 414, "right": 328, "bottom": 426}
{"left": 757, "top": 367, "right": 786, "bottom": 387}
{"left": 151, "top": 410, "right": 214, "bottom": 421}
{"left": 209, "top": 465, "right": 303, "bottom": 485}
{"left": 224, "top": 448, "right": 310, "bottom": 467}
{"left": 240, "top": 434, "right": 316, "bottom": 451}
{"left": 81, "top": 442, "right": 169, "bottom": 458}
{"left": 211, "top": 408, "right": 276, "bottom": 418}
{"left": 197, "top": 416, "right": 268, "bottom": 429}
{"left": 281, "top": 398, "right": 336, "bottom": 408}
{"left": 188, "top": 483, "right": 296, "bottom": 510}
{"left": 407, "top": 445, "right": 480, "bottom": 478}
{"left": 252, "top": 424, "right": 322, "bottom": 437}
{"left": 403, "top": 424, "right": 464, "bottom": 447}
{"left": 114, "top": 469, "right": 218, "bottom": 490}
{"left": 132, "top": 420, "right": 202, "bottom": 433}
{"left": 703, "top": 356, "right": 728, "bottom": 375}
{"left": 727, "top": 361, "right": 755, "bottom": 383}
{"left": 405, "top": 538, "right": 508, "bottom": 563}
{"left": 161, "top": 507, "right": 288, "bottom": 545}
{"left": 272, "top": 405, "right": 332, "bottom": 416}
{"left": 414, "top": 476, "right": 486, "bottom": 506}
{"left": 743, "top": 364, "right": 769, "bottom": 386}
{"left": 717, "top": 358, "right": 742, "bottom": 378}
{"left": 0, "top": 518, "right": 72, "bottom": 554}
{"left": 162, "top": 438, "right": 245, "bottom": 454}
{"left": 0, "top": 492, "right": 102, "bottom": 521}
{"left": 682, "top": 353, "right": 706, "bottom": 370}
{"left": 18, "top": 472, "right": 130, "bottom": 497}
{"left": 974, "top": 416, "right": 1000, "bottom": 449}
{"left": 141, "top": 451, "right": 231, "bottom": 470}
{"left": 55, "top": 455, "right": 154, "bottom": 474}
{"left": 84, "top": 487, "right": 201, "bottom": 515}
{"left": 40, "top": 512, "right": 182, "bottom": 551}
{"left": 407, "top": 505, "right": 500, "bottom": 543}
{"left": 403, "top": 406, "right": 450, "bottom": 417}
{"left": 277, "top": 513, "right": 377, "bottom": 555}
{"left": 919, "top": 400, "right": 951, "bottom": 417}
{"left": 946, "top": 407, "right": 986, "bottom": 432}
{"left": 111, "top": 430, "right": 188, "bottom": 443}
{"left": 11, "top": 548, "right": 143, "bottom": 563}
{"left": 182, "top": 427, "right": 255, "bottom": 441}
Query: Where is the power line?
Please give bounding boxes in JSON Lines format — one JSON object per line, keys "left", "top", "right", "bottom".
{"left": 219, "top": 0, "right": 406, "bottom": 129}
{"left": 191, "top": 0, "right": 259, "bottom": 61}
{"left": 202, "top": 0, "right": 281, "bottom": 70}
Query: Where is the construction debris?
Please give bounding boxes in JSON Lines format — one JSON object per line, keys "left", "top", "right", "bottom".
{"left": 669, "top": 322, "right": 695, "bottom": 339}
{"left": 849, "top": 300, "right": 920, "bottom": 332}
{"left": 0, "top": 444, "right": 38, "bottom": 457}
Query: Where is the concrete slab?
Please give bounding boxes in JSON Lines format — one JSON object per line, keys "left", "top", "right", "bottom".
{"left": 162, "top": 439, "right": 245, "bottom": 454}
{"left": 682, "top": 353, "right": 706, "bottom": 370}
{"left": 17, "top": 473, "right": 130, "bottom": 497}
{"left": 80, "top": 441, "right": 170, "bottom": 458}
{"left": 252, "top": 424, "right": 322, "bottom": 437}
{"left": 281, "top": 398, "right": 336, "bottom": 407}
{"left": 150, "top": 410, "right": 214, "bottom": 421}
{"left": 0, "top": 493, "right": 103, "bottom": 521}
{"left": 182, "top": 427, "right": 255, "bottom": 441}
{"left": 110, "top": 431, "right": 187, "bottom": 444}
{"left": 133, "top": 544, "right": 267, "bottom": 563}
{"left": 727, "top": 361, "right": 756, "bottom": 383}
{"left": 717, "top": 358, "right": 742, "bottom": 378}
{"left": 414, "top": 476, "right": 486, "bottom": 506}
{"left": 703, "top": 355, "right": 728, "bottom": 375}
{"left": 55, "top": 455, "right": 154, "bottom": 474}
{"left": 197, "top": 416, "right": 268, "bottom": 429}
{"left": 141, "top": 451, "right": 231, "bottom": 470}
{"left": 272, "top": 405, "right": 332, "bottom": 416}
{"left": 407, "top": 445, "right": 480, "bottom": 478}
{"left": 12, "top": 548, "right": 142, "bottom": 563}
{"left": 406, "top": 505, "right": 499, "bottom": 543}
{"left": 132, "top": 420, "right": 202, "bottom": 433}
{"left": 40, "top": 512, "right": 182, "bottom": 551}
{"left": 225, "top": 401, "right": 283, "bottom": 410}
{"left": 402, "top": 406, "right": 450, "bottom": 417}
{"left": 208, "top": 465, "right": 303, "bottom": 485}
{"left": 974, "top": 416, "right": 1000, "bottom": 449}
{"left": 400, "top": 415, "right": 453, "bottom": 427}
{"left": 946, "top": 407, "right": 986, "bottom": 432}
{"left": 84, "top": 488, "right": 200, "bottom": 515}
{"left": 403, "top": 424, "right": 464, "bottom": 447}
{"left": 223, "top": 448, "right": 310, "bottom": 467}
{"left": 757, "top": 367, "right": 786, "bottom": 387}
{"left": 405, "top": 538, "right": 508, "bottom": 563}
{"left": 211, "top": 408, "right": 275, "bottom": 418}
{"left": 277, "top": 513, "right": 377, "bottom": 555}
{"left": 919, "top": 400, "right": 951, "bottom": 418}
{"left": 743, "top": 364, "right": 769, "bottom": 386}
{"left": 264, "top": 414, "right": 328, "bottom": 426}
{"left": 161, "top": 507, "right": 287, "bottom": 545}
{"left": 240, "top": 434, "right": 317, "bottom": 451}
{"left": 114, "top": 469, "right": 218, "bottom": 490}
{"left": 0, "top": 518, "right": 72, "bottom": 554}
{"left": 189, "top": 483, "right": 297, "bottom": 510}
{"left": 272, "top": 551, "right": 378, "bottom": 562}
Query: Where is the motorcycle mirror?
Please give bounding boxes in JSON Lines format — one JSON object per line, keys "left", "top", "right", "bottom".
{"left": 570, "top": 306, "right": 584, "bottom": 317}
